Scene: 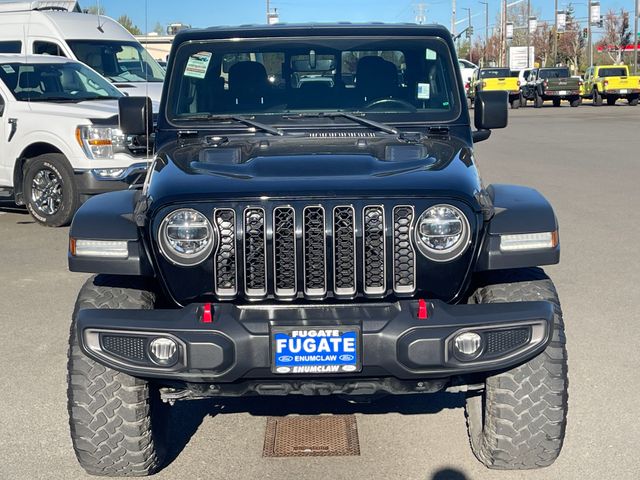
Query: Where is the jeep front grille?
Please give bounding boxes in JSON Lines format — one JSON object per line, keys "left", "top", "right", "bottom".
{"left": 212, "top": 203, "right": 417, "bottom": 300}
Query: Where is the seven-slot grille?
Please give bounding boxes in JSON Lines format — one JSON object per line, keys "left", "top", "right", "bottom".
{"left": 212, "top": 204, "right": 416, "bottom": 299}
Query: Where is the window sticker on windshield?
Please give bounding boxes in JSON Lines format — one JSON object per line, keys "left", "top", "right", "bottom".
{"left": 2, "top": 65, "right": 15, "bottom": 74}
{"left": 425, "top": 49, "right": 437, "bottom": 60}
{"left": 417, "top": 83, "right": 430, "bottom": 99}
{"left": 184, "top": 51, "right": 212, "bottom": 79}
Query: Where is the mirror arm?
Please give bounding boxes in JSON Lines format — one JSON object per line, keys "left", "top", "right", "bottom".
{"left": 472, "top": 129, "right": 491, "bottom": 143}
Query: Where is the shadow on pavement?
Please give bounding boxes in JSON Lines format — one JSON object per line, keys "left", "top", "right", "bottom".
{"left": 163, "top": 392, "right": 465, "bottom": 467}
{"left": 431, "top": 467, "right": 469, "bottom": 479}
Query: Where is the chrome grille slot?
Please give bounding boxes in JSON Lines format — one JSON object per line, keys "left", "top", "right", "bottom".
{"left": 273, "top": 207, "right": 296, "bottom": 297}
{"left": 303, "top": 206, "right": 327, "bottom": 296}
{"left": 363, "top": 206, "right": 385, "bottom": 295}
{"left": 243, "top": 207, "right": 267, "bottom": 297}
{"left": 393, "top": 206, "right": 416, "bottom": 293}
{"left": 333, "top": 206, "right": 356, "bottom": 296}
{"left": 214, "top": 209, "right": 237, "bottom": 296}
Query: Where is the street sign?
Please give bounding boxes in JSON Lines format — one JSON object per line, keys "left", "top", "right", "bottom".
{"left": 557, "top": 11, "right": 566, "bottom": 32}
{"left": 506, "top": 22, "right": 514, "bottom": 39}
{"left": 590, "top": 2, "right": 600, "bottom": 26}
{"left": 529, "top": 16, "right": 538, "bottom": 33}
{"left": 509, "top": 46, "right": 535, "bottom": 69}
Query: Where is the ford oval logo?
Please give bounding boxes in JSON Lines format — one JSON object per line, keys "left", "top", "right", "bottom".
{"left": 278, "top": 355, "right": 294, "bottom": 363}
{"left": 339, "top": 354, "right": 355, "bottom": 362}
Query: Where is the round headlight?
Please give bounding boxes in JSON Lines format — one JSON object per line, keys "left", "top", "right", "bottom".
{"left": 415, "top": 205, "right": 470, "bottom": 262}
{"left": 158, "top": 209, "right": 215, "bottom": 266}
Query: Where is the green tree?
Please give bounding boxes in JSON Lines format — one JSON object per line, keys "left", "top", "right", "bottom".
{"left": 153, "top": 21, "right": 164, "bottom": 35}
{"left": 117, "top": 15, "right": 143, "bottom": 36}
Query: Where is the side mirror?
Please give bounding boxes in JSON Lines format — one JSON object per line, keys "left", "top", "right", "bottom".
{"left": 118, "top": 96, "right": 153, "bottom": 136}
{"left": 474, "top": 90, "right": 508, "bottom": 130}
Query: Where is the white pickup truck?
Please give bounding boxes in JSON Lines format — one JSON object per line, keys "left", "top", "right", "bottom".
{"left": 0, "top": 55, "right": 151, "bottom": 226}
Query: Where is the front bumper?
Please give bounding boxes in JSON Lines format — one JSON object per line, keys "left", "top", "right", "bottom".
{"left": 74, "top": 162, "right": 150, "bottom": 196}
{"left": 77, "top": 299, "right": 554, "bottom": 386}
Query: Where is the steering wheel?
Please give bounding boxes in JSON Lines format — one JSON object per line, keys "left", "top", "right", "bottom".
{"left": 363, "top": 98, "right": 417, "bottom": 113}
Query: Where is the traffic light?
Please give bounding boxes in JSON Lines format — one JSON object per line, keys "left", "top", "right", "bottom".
{"left": 583, "top": 28, "right": 588, "bottom": 39}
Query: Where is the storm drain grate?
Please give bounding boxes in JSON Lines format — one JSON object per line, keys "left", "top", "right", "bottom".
{"left": 263, "top": 415, "right": 360, "bottom": 457}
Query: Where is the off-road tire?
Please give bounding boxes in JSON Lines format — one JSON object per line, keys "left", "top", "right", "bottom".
{"left": 464, "top": 268, "right": 568, "bottom": 470}
{"left": 628, "top": 96, "right": 638, "bottom": 106}
{"left": 67, "top": 275, "right": 168, "bottom": 476}
{"left": 510, "top": 97, "right": 520, "bottom": 109}
{"left": 592, "top": 89, "right": 603, "bottom": 106}
{"left": 606, "top": 96, "right": 617, "bottom": 106}
{"left": 533, "top": 92, "right": 543, "bottom": 108}
{"left": 23, "top": 153, "right": 79, "bottom": 227}
{"left": 552, "top": 98, "right": 561, "bottom": 107}
{"left": 569, "top": 97, "right": 580, "bottom": 107}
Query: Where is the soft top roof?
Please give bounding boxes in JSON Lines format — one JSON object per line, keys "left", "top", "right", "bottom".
{"left": 173, "top": 23, "right": 451, "bottom": 44}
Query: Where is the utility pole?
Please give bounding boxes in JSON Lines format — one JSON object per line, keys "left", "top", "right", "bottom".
{"left": 266, "top": 0, "right": 270, "bottom": 23}
{"left": 479, "top": 1, "right": 489, "bottom": 66}
{"left": 501, "top": 0, "right": 507, "bottom": 67}
{"left": 414, "top": 3, "right": 427, "bottom": 24}
{"left": 452, "top": 0, "right": 457, "bottom": 35}
{"left": 527, "top": 0, "right": 531, "bottom": 68}
{"left": 634, "top": 0, "right": 639, "bottom": 74}
{"left": 463, "top": 7, "right": 472, "bottom": 61}
{"left": 553, "top": 0, "right": 558, "bottom": 66}
{"left": 587, "top": 1, "right": 592, "bottom": 68}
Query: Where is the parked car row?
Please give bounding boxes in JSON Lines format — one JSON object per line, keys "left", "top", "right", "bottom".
{"left": 465, "top": 64, "right": 640, "bottom": 109}
{"left": 0, "top": 1, "right": 162, "bottom": 226}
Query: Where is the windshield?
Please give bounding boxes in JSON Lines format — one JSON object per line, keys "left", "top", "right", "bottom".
{"left": 0, "top": 61, "right": 123, "bottom": 101}
{"left": 598, "top": 67, "right": 627, "bottom": 77}
{"left": 539, "top": 68, "right": 569, "bottom": 79}
{"left": 167, "top": 36, "right": 461, "bottom": 125}
{"left": 67, "top": 40, "right": 165, "bottom": 83}
{"left": 479, "top": 68, "right": 510, "bottom": 78}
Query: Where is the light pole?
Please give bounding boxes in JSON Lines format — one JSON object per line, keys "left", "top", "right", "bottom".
{"left": 527, "top": 0, "right": 531, "bottom": 68}
{"left": 553, "top": 0, "right": 558, "bottom": 65}
{"left": 463, "top": 7, "right": 472, "bottom": 61}
{"left": 634, "top": 0, "right": 638, "bottom": 74}
{"left": 479, "top": 1, "right": 489, "bottom": 66}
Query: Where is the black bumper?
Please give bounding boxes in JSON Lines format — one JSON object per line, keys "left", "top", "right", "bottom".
{"left": 77, "top": 299, "right": 554, "bottom": 386}
{"left": 73, "top": 163, "right": 149, "bottom": 196}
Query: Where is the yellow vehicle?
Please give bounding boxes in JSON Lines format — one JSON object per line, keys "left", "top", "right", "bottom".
{"left": 583, "top": 65, "right": 640, "bottom": 106}
{"left": 469, "top": 67, "right": 521, "bottom": 109}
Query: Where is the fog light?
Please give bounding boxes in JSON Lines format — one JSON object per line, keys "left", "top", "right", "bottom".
{"left": 454, "top": 332, "right": 482, "bottom": 357}
{"left": 93, "top": 168, "right": 126, "bottom": 179}
{"left": 148, "top": 337, "right": 178, "bottom": 366}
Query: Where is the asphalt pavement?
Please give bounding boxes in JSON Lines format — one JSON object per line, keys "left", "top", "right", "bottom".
{"left": 1, "top": 104, "right": 639, "bottom": 480}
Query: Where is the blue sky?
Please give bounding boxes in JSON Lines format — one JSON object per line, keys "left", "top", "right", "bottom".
{"left": 88, "top": 0, "right": 634, "bottom": 35}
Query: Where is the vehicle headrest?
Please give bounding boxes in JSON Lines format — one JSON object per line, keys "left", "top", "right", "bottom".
{"left": 19, "top": 71, "right": 42, "bottom": 89}
{"left": 356, "top": 56, "right": 398, "bottom": 95}
{"left": 228, "top": 61, "right": 268, "bottom": 92}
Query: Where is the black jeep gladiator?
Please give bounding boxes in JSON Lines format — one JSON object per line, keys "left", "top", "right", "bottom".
{"left": 66, "top": 24, "right": 568, "bottom": 476}
{"left": 521, "top": 67, "right": 581, "bottom": 107}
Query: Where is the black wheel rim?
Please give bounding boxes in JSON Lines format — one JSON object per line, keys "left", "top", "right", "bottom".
{"left": 31, "top": 168, "right": 63, "bottom": 216}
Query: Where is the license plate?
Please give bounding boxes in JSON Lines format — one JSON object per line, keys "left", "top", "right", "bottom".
{"left": 620, "top": 89, "right": 628, "bottom": 94}
{"left": 271, "top": 326, "right": 360, "bottom": 374}
{"left": 559, "top": 90, "right": 567, "bottom": 95}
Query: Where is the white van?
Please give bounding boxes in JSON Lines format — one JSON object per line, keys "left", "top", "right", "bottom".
{"left": 0, "top": 1, "right": 165, "bottom": 101}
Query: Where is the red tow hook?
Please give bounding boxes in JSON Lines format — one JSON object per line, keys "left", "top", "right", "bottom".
{"left": 201, "top": 303, "right": 213, "bottom": 323}
{"left": 417, "top": 299, "right": 429, "bottom": 320}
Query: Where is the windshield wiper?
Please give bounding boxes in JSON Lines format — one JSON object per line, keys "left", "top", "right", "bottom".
{"left": 285, "top": 112, "right": 399, "bottom": 135}
{"left": 180, "top": 114, "right": 283, "bottom": 136}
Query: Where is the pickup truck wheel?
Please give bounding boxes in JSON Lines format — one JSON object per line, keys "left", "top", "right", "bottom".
{"left": 23, "top": 153, "right": 78, "bottom": 227}
{"left": 629, "top": 96, "right": 639, "bottom": 106}
{"left": 570, "top": 97, "right": 580, "bottom": 107}
{"left": 519, "top": 95, "right": 527, "bottom": 107}
{"left": 533, "top": 93, "right": 543, "bottom": 108}
{"left": 510, "top": 97, "right": 520, "bottom": 109}
{"left": 592, "top": 89, "right": 603, "bottom": 106}
{"left": 552, "top": 98, "right": 561, "bottom": 107}
{"left": 67, "top": 275, "right": 168, "bottom": 477}
{"left": 606, "top": 96, "right": 617, "bottom": 106}
{"left": 464, "top": 268, "right": 568, "bottom": 470}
